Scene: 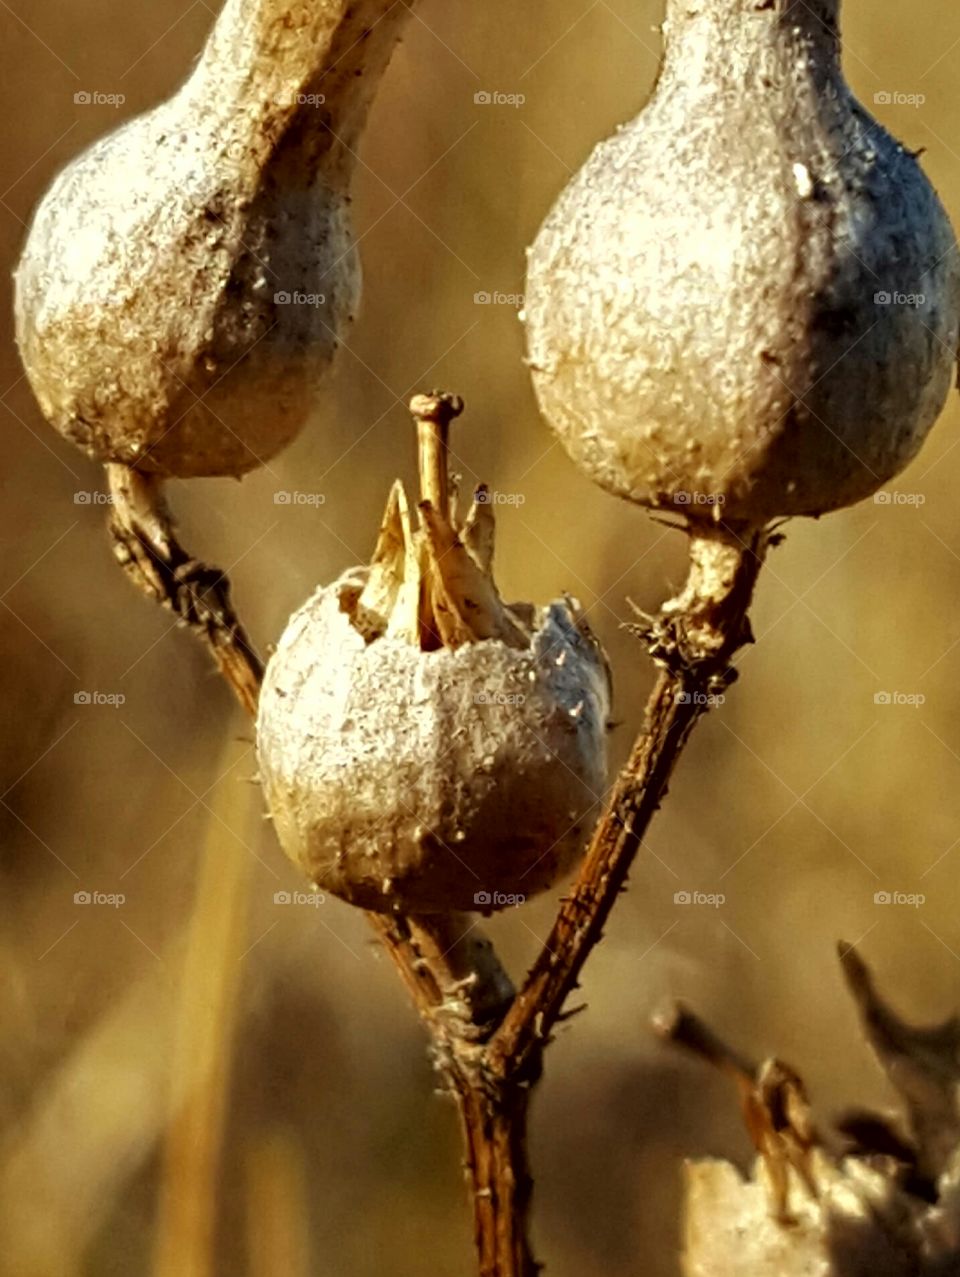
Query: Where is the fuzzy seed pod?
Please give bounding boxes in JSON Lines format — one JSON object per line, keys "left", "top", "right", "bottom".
{"left": 257, "top": 397, "right": 611, "bottom": 914}
{"left": 14, "top": 0, "right": 411, "bottom": 479}
{"left": 524, "top": 0, "right": 960, "bottom": 525}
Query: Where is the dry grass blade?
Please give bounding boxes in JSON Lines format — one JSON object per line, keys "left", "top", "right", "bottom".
{"left": 0, "top": 959, "right": 178, "bottom": 1277}
{"left": 152, "top": 739, "right": 254, "bottom": 1277}
{"left": 245, "top": 1129, "right": 313, "bottom": 1277}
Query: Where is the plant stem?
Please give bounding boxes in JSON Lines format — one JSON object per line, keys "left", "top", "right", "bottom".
{"left": 412, "top": 391, "right": 461, "bottom": 518}
{"left": 487, "top": 526, "right": 767, "bottom": 1086}
{"left": 456, "top": 1080, "right": 539, "bottom": 1277}
{"left": 105, "top": 446, "right": 772, "bottom": 1277}
{"left": 107, "top": 464, "right": 263, "bottom": 716}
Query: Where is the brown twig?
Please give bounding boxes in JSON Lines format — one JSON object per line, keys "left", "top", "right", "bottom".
{"left": 652, "top": 1000, "right": 757, "bottom": 1080}
{"left": 442, "top": 523, "right": 769, "bottom": 1273}
{"left": 488, "top": 526, "right": 768, "bottom": 1084}
{"left": 105, "top": 438, "right": 772, "bottom": 1277}
{"left": 655, "top": 998, "right": 820, "bottom": 1224}
{"left": 107, "top": 464, "right": 263, "bottom": 717}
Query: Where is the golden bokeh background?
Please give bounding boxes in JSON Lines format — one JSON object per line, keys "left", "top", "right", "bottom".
{"left": 2, "top": 1, "right": 960, "bottom": 1273}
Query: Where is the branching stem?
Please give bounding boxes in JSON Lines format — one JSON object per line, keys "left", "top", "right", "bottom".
{"left": 106, "top": 442, "right": 771, "bottom": 1277}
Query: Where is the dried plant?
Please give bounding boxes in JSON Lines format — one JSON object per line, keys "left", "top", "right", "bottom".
{"left": 11, "top": 0, "right": 960, "bottom": 1273}
{"left": 659, "top": 947, "right": 960, "bottom": 1275}
{"left": 103, "top": 392, "right": 770, "bottom": 1275}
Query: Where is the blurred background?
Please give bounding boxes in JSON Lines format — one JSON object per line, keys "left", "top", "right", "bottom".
{"left": 3, "top": 0, "right": 960, "bottom": 1273}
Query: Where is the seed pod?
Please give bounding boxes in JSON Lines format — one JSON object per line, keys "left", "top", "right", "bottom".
{"left": 524, "top": 0, "right": 960, "bottom": 525}
{"left": 14, "top": 0, "right": 412, "bottom": 479}
{"left": 256, "top": 396, "right": 611, "bottom": 914}
{"left": 662, "top": 948, "right": 960, "bottom": 1275}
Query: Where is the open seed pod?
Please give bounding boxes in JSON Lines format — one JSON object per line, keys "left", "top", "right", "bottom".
{"left": 524, "top": 0, "right": 960, "bottom": 526}
{"left": 659, "top": 947, "right": 960, "bottom": 1275}
{"left": 14, "top": 0, "right": 412, "bottom": 479}
{"left": 257, "top": 394, "right": 611, "bottom": 914}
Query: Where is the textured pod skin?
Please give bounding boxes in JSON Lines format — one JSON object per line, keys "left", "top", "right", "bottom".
{"left": 257, "top": 574, "right": 611, "bottom": 914}
{"left": 683, "top": 1153, "right": 941, "bottom": 1276}
{"left": 14, "top": 0, "right": 411, "bottom": 478}
{"left": 525, "top": 0, "right": 960, "bottom": 524}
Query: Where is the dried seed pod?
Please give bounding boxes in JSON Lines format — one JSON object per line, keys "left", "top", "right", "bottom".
{"left": 14, "top": 0, "right": 412, "bottom": 479}
{"left": 659, "top": 948, "right": 960, "bottom": 1275}
{"left": 257, "top": 396, "right": 611, "bottom": 914}
{"left": 524, "top": 0, "right": 960, "bottom": 525}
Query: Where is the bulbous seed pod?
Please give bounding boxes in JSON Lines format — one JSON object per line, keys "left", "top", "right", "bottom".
{"left": 524, "top": 0, "right": 960, "bottom": 525}
{"left": 14, "top": 0, "right": 412, "bottom": 479}
{"left": 257, "top": 396, "right": 611, "bottom": 914}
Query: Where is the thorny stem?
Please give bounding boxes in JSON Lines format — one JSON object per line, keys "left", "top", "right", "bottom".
{"left": 487, "top": 525, "right": 769, "bottom": 1085}
{"left": 107, "top": 464, "right": 263, "bottom": 717}
{"left": 104, "top": 417, "right": 772, "bottom": 1277}
{"left": 455, "top": 1081, "right": 539, "bottom": 1277}
{"left": 370, "top": 911, "right": 537, "bottom": 1275}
